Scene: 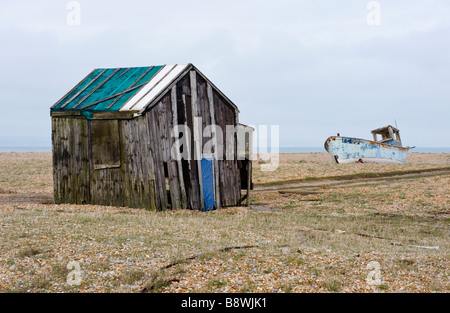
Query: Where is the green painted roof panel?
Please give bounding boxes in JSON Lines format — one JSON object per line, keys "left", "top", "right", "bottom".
{"left": 51, "top": 66, "right": 164, "bottom": 113}
{"left": 53, "top": 69, "right": 103, "bottom": 111}
{"left": 62, "top": 68, "right": 117, "bottom": 110}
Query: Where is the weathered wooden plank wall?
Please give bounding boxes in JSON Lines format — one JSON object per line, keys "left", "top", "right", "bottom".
{"left": 176, "top": 74, "right": 201, "bottom": 210}
{"left": 146, "top": 92, "right": 189, "bottom": 211}
{"left": 212, "top": 90, "right": 241, "bottom": 206}
{"left": 187, "top": 71, "right": 241, "bottom": 207}
{"left": 52, "top": 117, "right": 90, "bottom": 205}
{"left": 121, "top": 115, "right": 156, "bottom": 209}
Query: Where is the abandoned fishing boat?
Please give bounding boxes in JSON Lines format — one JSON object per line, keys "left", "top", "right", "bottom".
{"left": 324, "top": 125, "right": 413, "bottom": 164}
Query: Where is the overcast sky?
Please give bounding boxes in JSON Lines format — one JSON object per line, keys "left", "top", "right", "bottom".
{"left": 0, "top": 0, "right": 449, "bottom": 148}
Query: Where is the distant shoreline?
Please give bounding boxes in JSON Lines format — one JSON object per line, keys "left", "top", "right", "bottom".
{"left": 0, "top": 146, "right": 52, "bottom": 152}
{"left": 1, "top": 146, "right": 450, "bottom": 153}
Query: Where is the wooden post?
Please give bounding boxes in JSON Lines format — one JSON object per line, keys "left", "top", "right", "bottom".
{"left": 246, "top": 160, "right": 252, "bottom": 207}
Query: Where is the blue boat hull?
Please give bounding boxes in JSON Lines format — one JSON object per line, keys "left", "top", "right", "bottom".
{"left": 324, "top": 136, "right": 410, "bottom": 164}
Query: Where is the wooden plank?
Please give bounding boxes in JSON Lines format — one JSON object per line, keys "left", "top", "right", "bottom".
{"left": 160, "top": 96, "right": 170, "bottom": 162}
{"left": 147, "top": 101, "right": 168, "bottom": 210}
{"left": 72, "top": 118, "right": 81, "bottom": 204}
{"left": 87, "top": 119, "right": 94, "bottom": 201}
{"left": 116, "top": 120, "right": 125, "bottom": 207}
{"left": 120, "top": 119, "right": 131, "bottom": 207}
{"left": 134, "top": 116, "right": 148, "bottom": 208}
{"left": 57, "top": 117, "right": 66, "bottom": 203}
{"left": 141, "top": 115, "right": 157, "bottom": 210}
{"left": 171, "top": 86, "right": 187, "bottom": 209}
{"left": 190, "top": 70, "right": 205, "bottom": 209}
{"left": 207, "top": 83, "right": 221, "bottom": 209}
{"left": 152, "top": 101, "right": 169, "bottom": 211}
{"left": 182, "top": 95, "right": 191, "bottom": 172}
{"left": 197, "top": 76, "right": 211, "bottom": 145}
{"left": 56, "top": 117, "right": 63, "bottom": 203}
{"left": 92, "top": 111, "right": 137, "bottom": 120}
{"left": 51, "top": 117, "right": 60, "bottom": 203}
{"left": 61, "top": 118, "right": 70, "bottom": 203}
{"left": 168, "top": 160, "right": 181, "bottom": 209}
{"left": 91, "top": 168, "right": 104, "bottom": 205}
{"left": 122, "top": 119, "right": 136, "bottom": 207}
{"left": 110, "top": 168, "right": 122, "bottom": 207}
{"left": 146, "top": 114, "right": 161, "bottom": 210}
{"left": 137, "top": 115, "right": 152, "bottom": 209}
{"left": 178, "top": 77, "right": 199, "bottom": 210}
{"left": 51, "top": 111, "right": 82, "bottom": 117}
{"left": 80, "top": 118, "right": 90, "bottom": 204}
{"left": 179, "top": 75, "right": 200, "bottom": 210}
{"left": 93, "top": 163, "right": 121, "bottom": 170}
{"left": 158, "top": 98, "right": 170, "bottom": 210}
{"left": 72, "top": 118, "right": 86, "bottom": 204}
{"left": 123, "top": 117, "right": 147, "bottom": 208}
{"left": 246, "top": 161, "right": 252, "bottom": 207}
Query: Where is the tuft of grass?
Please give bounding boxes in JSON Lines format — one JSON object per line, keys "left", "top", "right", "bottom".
{"left": 142, "top": 270, "right": 171, "bottom": 293}
{"left": 17, "top": 246, "right": 42, "bottom": 258}
{"left": 198, "top": 251, "right": 217, "bottom": 262}
{"left": 90, "top": 262, "right": 111, "bottom": 272}
{"left": 396, "top": 259, "right": 415, "bottom": 269}
{"left": 118, "top": 269, "right": 145, "bottom": 285}
{"left": 17, "top": 232, "right": 30, "bottom": 238}
{"left": 206, "top": 279, "right": 227, "bottom": 290}
{"left": 30, "top": 276, "right": 51, "bottom": 290}
{"left": 232, "top": 251, "right": 247, "bottom": 261}
{"left": 6, "top": 260, "right": 15, "bottom": 267}
{"left": 284, "top": 255, "right": 305, "bottom": 266}
{"left": 378, "top": 284, "right": 389, "bottom": 290}
{"left": 240, "top": 281, "right": 255, "bottom": 293}
{"left": 323, "top": 278, "right": 342, "bottom": 292}
{"left": 51, "top": 264, "right": 70, "bottom": 280}
{"left": 281, "top": 282, "right": 294, "bottom": 293}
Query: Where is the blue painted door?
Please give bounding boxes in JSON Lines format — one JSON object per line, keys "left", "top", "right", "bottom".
{"left": 201, "top": 158, "right": 216, "bottom": 211}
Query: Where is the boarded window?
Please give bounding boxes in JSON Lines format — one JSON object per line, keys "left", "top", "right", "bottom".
{"left": 91, "top": 120, "right": 121, "bottom": 169}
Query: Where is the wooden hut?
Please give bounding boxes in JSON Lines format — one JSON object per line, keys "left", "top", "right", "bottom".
{"left": 50, "top": 64, "right": 253, "bottom": 211}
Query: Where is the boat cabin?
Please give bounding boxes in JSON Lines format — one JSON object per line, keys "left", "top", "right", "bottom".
{"left": 371, "top": 125, "right": 402, "bottom": 147}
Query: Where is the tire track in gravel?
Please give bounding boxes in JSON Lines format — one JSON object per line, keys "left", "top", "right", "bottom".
{"left": 0, "top": 193, "right": 53, "bottom": 205}
{"left": 252, "top": 168, "right": 450, "bottom": 194}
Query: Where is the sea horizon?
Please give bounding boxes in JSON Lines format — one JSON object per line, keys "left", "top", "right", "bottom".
{"left": 1, "top": 146, "right": 450, "bottom": 153}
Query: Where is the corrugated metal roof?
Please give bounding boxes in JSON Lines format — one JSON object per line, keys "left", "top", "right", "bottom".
{"left": 51, "top": 64, "right": 189, "bottom": 114}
